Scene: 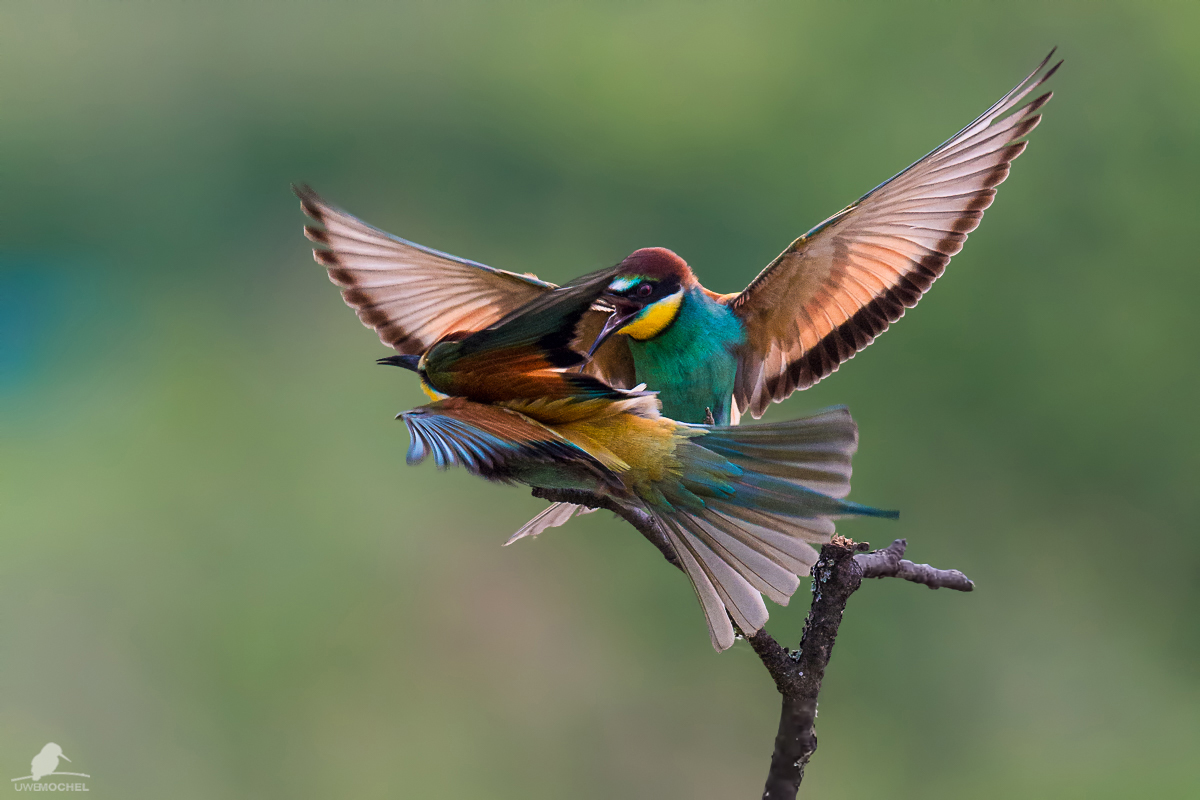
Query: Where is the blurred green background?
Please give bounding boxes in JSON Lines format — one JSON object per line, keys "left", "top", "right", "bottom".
{"left": 2, "top": 1, "right": 1197, "bottom": 797}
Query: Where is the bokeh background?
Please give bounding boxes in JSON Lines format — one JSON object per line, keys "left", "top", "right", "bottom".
{"left": 2, "top": 2, "right": 1197, "bottom": 797}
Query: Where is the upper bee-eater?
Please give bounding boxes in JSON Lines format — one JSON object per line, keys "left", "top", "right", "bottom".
{"left": 299, "top": 51, "right": 1057, "bottom": 420}
{"left": 387, "top": 266, "right": 897, "bottom": 651}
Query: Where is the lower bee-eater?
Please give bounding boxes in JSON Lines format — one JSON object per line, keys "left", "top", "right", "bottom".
{"left": 388, "top": 267, "right": 897, "bottom": 651}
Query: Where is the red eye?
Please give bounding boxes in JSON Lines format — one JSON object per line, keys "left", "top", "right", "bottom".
{"left": 636, "top": 283, "right": 654, "bottom": 298}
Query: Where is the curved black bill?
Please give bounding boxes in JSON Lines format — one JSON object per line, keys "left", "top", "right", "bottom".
{"left": 378, "top": 354, "right": 422, "bottom": 372}
{"left": 585, "top": 307, "right": 641, "bottom": 361}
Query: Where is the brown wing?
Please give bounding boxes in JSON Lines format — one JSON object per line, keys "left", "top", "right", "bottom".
{"left": 296, "top": 185, "right": 635, "bottom": 386}
{"left": 728, "top": 51, "right": 1061, "bottom": 418}
{"left": 298, "top": 185, "right": 556, "bottom": 353}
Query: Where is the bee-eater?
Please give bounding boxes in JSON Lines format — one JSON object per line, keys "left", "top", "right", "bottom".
{"left": 298, "top": 51, "right": 1057, "bottom": 422}
{"left": 389, "top": 266, "right": 897, "bottom": 651}
{"left": 298, "top": 50, "right": 1057, "bottom": 536}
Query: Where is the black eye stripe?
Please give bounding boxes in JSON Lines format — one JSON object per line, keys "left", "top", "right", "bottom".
{"left": 611, "top": 277, "right": 680, "bottom": 302}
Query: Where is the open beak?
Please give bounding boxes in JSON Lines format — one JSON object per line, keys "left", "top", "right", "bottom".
{"left": 586, "top": 302, "right": 642, "bottom": 360}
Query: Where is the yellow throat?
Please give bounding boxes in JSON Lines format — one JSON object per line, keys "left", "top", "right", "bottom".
{"left": 617, "top": 289, "right": 684, "bottom": 340}
{"left": 420, "top": 379, "right": 449, "bottom": 403}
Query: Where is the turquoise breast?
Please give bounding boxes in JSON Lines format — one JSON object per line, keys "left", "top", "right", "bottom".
{"left": 625, "top": 288, "right": 744, "bottom": 425}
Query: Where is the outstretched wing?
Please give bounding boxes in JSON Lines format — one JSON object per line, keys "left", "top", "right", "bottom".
{"left": 728, "top": 51, "right": 1061, "bottom": 418}
{"left": 297, "top": 185, "right": 635, "bottom": 385}
{"left": 401, "top": 397, "right": 615, "bottom": 487}
{"left": 297, "top": 185, "right": 555, "bottom": 354}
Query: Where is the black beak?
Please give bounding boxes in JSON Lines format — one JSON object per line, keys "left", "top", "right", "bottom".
{"left": 378, "top": 354, "right": 422, "bottom": 372}
{"left": 586, "top": 303, "right": 643, "bottom": 360}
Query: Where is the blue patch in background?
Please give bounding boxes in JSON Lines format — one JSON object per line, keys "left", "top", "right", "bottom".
{"left": 0, "top": 259, "right": 69, "bottom": 394}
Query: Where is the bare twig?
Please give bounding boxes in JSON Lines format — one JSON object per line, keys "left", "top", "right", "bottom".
{"left": 527, "top": 489, "right": 973, "bottom": 799}
{"left": 856, "top": 538, "right": 975, "bottom": 591}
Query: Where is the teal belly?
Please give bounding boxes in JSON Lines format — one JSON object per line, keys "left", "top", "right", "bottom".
{"left": 625, "top": 290, "right": 744, "bottom": 425}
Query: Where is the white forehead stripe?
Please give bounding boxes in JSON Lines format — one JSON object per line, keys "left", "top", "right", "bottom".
{"left": 607, "top": 275, "right": 642, "bottom": 292}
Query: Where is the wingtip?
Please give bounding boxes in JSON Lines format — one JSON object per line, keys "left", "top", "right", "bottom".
{"left": 1032, "top": 47, "right": 1058, "bottom": 76}
{"left": 303, "top": 225, "right": 330, "bottom": 245}
{"left": 293, "top": 184, "right": 328, "bottom": 222}
{"left": 1042, "top": 58, "right": 1064, "bottom": 84}
{"left": 292, "top": 182, "right": 316, "bottom": 203}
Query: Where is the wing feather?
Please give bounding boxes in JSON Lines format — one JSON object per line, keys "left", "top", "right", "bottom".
{"left": 400, "top": 398, "right": 618, "bottom": 487}
{"left": 297, "top": 185, "right": 635, "bottom": 386}
{"left": 297, "top": 185, "right": 549, "bottom": 355}
{"left": 728, "top": 51, "right": 1060, "bottom": 417}
{"left": 298, "top": 185, "right": 553, "bottom": 354}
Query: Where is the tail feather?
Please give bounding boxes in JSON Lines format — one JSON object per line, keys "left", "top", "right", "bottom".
{"left": 832, "top": 500, "right": 900, "bottom": 520}
{"left": 708, "top": 503, "right": 829, "bottom": 564}
{"left": 662, "top": 518, "right": 769, "bottom": 645}
{"left": 504, "top": 502, "right": 596, "bottom": 546}
{"left": 663, "top": 526, "right": 738, "bottom": 651}
{"left": 678, "top": 509, "right": 800, "bottom": 604}
{"left": 693, "top": 406, "right": 858, "bottom": 498}
{"left": 651, "top": 499, "right": 824, "bottom": 651}
{"left": 699, "top": 506, "right": 820, "bottom": 582}
{"left": 704, "top": 469, "right": 863, "bottom": 518}
{"left": 643, "top": 407, "right": 897, "bottom": 651}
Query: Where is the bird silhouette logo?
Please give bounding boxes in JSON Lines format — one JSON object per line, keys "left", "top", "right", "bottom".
{"left": 10, "top": 743, "right": 91, "bottom": 782}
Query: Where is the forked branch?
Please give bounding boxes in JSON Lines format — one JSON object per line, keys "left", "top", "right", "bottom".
{"left": 529, "top": 488, "right": 973, "bottom": 799}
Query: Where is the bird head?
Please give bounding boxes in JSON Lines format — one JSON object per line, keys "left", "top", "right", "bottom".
{"left": 589, "top": 248, "right": 694, "bottom": 354}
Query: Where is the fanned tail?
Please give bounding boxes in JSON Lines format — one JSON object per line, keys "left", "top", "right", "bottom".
{"left": 647, "top": 407, "right": 898, "bottom": 651}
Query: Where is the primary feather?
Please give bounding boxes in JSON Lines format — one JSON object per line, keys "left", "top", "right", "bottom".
{"left": 728, "top": 51, "right": 1061, "bottom": 415}
{"left": 295, "top": 184, "right": 636, "bottom": 387}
